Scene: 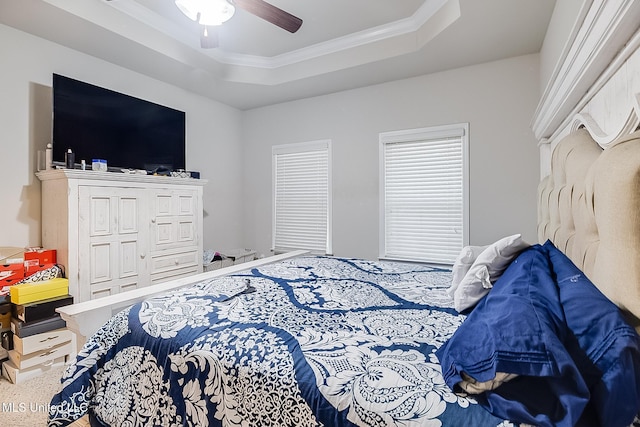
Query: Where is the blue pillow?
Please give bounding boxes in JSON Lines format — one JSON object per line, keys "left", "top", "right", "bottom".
{"left": 544, "top": 240, "right": 640, "bottom": 427}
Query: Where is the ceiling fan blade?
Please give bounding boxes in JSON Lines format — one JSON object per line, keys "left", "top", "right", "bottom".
{"left": 200, "top": 25, "right": 219, "bottom": 48}
{"left": 232, "top": 0, "right": 302, "bottom": 33}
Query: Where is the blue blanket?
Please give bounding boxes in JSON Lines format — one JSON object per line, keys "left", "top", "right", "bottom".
{"left": 48, "top": 256, "right": 510, "bottom": 427}
{"left": 437, "top": 241, "right": 640, "bottom": 427}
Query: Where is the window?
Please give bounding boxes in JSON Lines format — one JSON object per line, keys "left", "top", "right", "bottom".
{"left": 379, "top": 123, "right": 469, "bottom": 265}
{"left": 272, "top": 140, "right": 332, "bottom": 255}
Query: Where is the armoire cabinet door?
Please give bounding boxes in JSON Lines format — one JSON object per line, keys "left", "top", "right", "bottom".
{"left": 78, "top": 186, "right": 149, "bottom": 301}
{"left": 149, "top": 189, "right": 198, "bottom": 251}
{"left": 148, "top": 189, "right": 199, "bottom": 282}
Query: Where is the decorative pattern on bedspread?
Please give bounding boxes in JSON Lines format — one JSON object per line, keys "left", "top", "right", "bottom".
{"left": 48, "top": 256, "right": 510, "bottom": 427}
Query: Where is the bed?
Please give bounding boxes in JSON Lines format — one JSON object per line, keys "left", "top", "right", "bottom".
{"left": 49, "top": 2, "right": 640, "bottom": 426}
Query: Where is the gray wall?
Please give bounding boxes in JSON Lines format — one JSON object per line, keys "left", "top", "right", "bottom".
{"left": 0, "top": 23, "right": 245, "bottom": 252}
{"left": 2, "top": 22, "right": 545, "bottom": 263}
{"left": 539, "top": 0, "right": 587, "bottom": 95}
{"left": 242, "top": 54, "right": 542, "bottom": 260}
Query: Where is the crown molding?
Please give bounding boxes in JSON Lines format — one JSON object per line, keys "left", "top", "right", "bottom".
{"left": 104, "top": 0, "right": 457, "bottom": 71}
{"left": 531, "top": 0, "right": 640, "bottom": 141}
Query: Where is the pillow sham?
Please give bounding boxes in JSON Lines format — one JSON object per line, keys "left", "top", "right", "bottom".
{"left": 447, "top": 244, "right": 488, "bottom": 298}
{"left": 453, "top": 233, "right": 529, "bottom": 312}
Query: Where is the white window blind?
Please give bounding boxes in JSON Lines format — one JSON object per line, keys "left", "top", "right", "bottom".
{"left": 380, "top": 124, "right": 468, "bottom": 264}
{"left": 272, "top": 140, "right": 332, "bottom": 255}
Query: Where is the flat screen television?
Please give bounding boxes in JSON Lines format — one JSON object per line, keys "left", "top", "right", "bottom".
{"left": 52, "top": 74, "right": 186, "bottom": 172}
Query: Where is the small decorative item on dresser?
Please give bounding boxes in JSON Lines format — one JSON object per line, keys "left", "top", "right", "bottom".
{"left": 65, "top": 148, "right": 75, "bottom": 169}
{"left": 45, "top": 143, "right": 53, "bottom": 170}
{"left": 92, "top": 159, "right": 107, "bottom": 171}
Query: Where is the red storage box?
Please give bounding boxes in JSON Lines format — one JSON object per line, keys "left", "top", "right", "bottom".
{"left": 24, "top": 249, "right": 56, "bottom": 266}
{"left": 0, "top": 264, "right": 24, "bottom": 286}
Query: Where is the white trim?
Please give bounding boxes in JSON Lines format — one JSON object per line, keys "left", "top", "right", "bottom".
{"left": 104, "top": 0, "right": 456, "bottom": 70}
{"left": 532, "top": 0, "right": 640, "bottom": 141}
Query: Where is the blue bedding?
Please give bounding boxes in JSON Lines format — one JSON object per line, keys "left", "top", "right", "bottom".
{"left": 437, "top": 242, "right": 640, "bottom": 427}
{"left": 48, "top": 256, "right": 509, "bottom": 427}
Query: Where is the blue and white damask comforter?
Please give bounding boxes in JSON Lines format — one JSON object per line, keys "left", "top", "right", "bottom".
{"left": 48, "top": 256, "right": 510, "bottom": 427}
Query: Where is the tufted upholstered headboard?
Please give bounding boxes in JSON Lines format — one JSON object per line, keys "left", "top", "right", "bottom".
{"left": 532, "top": 1, "right": 640, "bottom": 328}
{"left": 538, "top": 129, "right": 640, "bottom": 327}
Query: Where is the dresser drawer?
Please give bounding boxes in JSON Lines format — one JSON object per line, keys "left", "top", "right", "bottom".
{"left": 9, "top": 340, "right": 73, "bottom": 370}
{"left": 13, "top": 328, "right": 73, "bottom": 355}
{"left": 150, "top": 266, "right": 199, "bottom": 285}
{"left": 150, "top": 249, "right": 198, "bottom": 275}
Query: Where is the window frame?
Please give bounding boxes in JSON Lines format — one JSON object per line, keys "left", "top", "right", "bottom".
{"left": 272, "top": 139, "right": 333, "bottom": 255}
{"left": 379, "top": 123, "right": 469, "bottom": 265}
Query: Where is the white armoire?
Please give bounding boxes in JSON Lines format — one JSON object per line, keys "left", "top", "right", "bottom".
{"left": 37, "top": 169, "right": 207, "bottom": 303}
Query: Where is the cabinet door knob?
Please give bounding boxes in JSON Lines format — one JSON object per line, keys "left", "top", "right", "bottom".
{"left": 151, "top": 218, "right": 156, "bottom": 223}
{"left": 140, "top": 253, "right": 146, "bottom": 259}
{"left": 174, "top": 259, "right": 179, "bottom": 265}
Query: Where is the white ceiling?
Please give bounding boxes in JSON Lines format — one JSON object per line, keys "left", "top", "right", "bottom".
{"left": 0, "top": 0, "right": 556, "bottom": 110}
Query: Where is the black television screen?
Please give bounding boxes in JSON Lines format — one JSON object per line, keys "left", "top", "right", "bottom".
{"left": 52, "top": 74, "right": 186, "bottom": 172}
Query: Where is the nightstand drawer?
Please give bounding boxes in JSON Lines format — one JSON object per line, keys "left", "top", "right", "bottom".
{"left": 13, "top": 328, "right": 73, "bottom": 355}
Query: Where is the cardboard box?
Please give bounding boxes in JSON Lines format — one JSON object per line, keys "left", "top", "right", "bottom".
{"left": 1, "top": 330, "right": 13, "bottom": 351}
{"left": 9, "top": 278, "right": 68, "bottom": 305}
{"left": 11, "top": 315, "right": 67, "bottom": 338}
{"left": 0, "top": 263, "right": 24, "bottom": 286}
{"left": 13, "top": 295, "right": 73, "bottom": 323}
{"left": 0, "top": 303, "right": 11, "bottom": 330}
{"left": 0, "top": 247, "right": 24, "bottom": 265}
{"left": 12, "top": 328, "right": 71, "bottom": 355}
{"left": 24, "top": 249, "right": 56, "bottom": 265}
{"left": 223, "top": 249, "right": 256, "bottom": 264}
{"left": 8, "top": 339, "right": 73, "bottom": 370}
{"left": 2, "top": 356, "right": 65, "bottom": 384}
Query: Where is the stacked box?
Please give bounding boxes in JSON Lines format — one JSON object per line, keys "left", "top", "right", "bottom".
{"left": 2, "top": 357, "right": 66, "bottom": 384}
{"left": 0, "top": 303, "right": 11, "bottom": 330}
{"left": 12, "top": 295, "right": 73, "bottom": 323}
{"left": 0, "top": 304, "right": 10, "bottom": 362}
{"left": 0, "top": 263, "right": 24, "bottom": 287}
{"left": 9, "top": 278, "right": 69, "bottom": 305}
{"left": 2, "top": 310, "right": 74, "bottom": 384}
{"left": 23, "top": 249, "right": 56, "bottom": 265}
{"left": 10, "top": 316, "right": 67, "bottom": 339}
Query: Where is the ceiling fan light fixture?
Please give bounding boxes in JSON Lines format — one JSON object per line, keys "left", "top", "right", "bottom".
{"left": 175, "top": 0, "right": 235, "bottom": 26}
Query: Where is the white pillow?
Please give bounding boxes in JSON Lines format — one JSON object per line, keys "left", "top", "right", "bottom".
{"left": 453, "top": 234, "right": 530, "bottom": 312}
{"left": 447, "top": 245, "right": 488, "bottom": 298}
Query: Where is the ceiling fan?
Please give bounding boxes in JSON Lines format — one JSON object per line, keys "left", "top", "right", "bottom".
{"left": 174, "top": 0, "right": 303, "bottom": 49}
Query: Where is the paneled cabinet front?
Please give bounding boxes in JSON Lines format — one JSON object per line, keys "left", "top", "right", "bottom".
{"left": 78, "top": 187, "right": 148, "bottom": 301}
{"left": 148, "top": 189, "right": 200, "bottom": 284}
{"left": 38, "top": 170, "right": 206, "bottom": 303}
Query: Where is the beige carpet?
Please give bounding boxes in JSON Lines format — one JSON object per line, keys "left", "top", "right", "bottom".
{"left": 0, "top": 362, "right": 89, "bottom": 427}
